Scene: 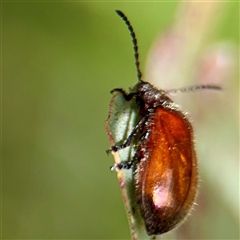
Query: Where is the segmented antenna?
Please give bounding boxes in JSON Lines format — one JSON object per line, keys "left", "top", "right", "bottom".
{"left": 116, "top": 10, "right": 142, "bottom": 82}
{"left": 166, "top": 85, "right": 222, "bottom": 94}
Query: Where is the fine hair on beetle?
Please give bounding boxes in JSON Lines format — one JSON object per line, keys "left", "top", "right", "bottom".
{"left": 107, "top": 10, "right": 221, "bottom": 236}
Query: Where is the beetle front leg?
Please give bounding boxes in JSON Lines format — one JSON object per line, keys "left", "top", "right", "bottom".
{"left": 110, "top": 88, "right": 137, "bottom": 101}
{"left": 106, "top": 115, "right": 148, "bottom": 154}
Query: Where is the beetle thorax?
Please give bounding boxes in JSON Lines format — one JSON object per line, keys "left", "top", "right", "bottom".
{"left": 134, "top": 81, "right": 173, "bottom": 112}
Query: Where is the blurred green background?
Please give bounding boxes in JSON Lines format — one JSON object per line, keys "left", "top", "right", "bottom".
{"left": 2, "top": 1, "right": 239, "bottom": 239}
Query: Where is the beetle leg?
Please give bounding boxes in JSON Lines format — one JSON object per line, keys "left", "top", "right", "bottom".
{"left": 110, "top": 88, "right": 137, "bottom": 101}
{"left": 106, "top": 115, "right": 148, "bottom": 154}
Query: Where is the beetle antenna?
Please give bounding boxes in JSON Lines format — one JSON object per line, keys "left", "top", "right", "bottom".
{"left": 116, "top": 10, "right": 142, "bottom": 82}
{"left": 165, "top": 85, "right": 222, "bottom": 94}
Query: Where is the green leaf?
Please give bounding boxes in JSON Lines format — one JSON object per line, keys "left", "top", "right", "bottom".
{"left": 105, "top": 92, "right": 156, "bottom": 240}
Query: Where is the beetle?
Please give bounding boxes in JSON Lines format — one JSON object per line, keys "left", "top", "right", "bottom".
{"left": 107, "top": 10, "right": 221, "bottom": 235}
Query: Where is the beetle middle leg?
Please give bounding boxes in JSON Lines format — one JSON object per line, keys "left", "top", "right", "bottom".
{"left": 110, "top": 143, "right": 143, "bottom": 170}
